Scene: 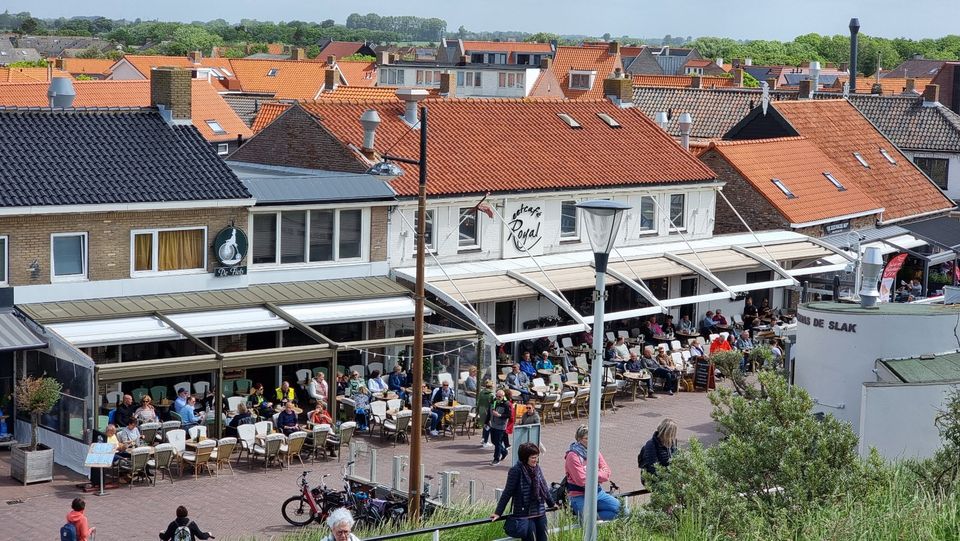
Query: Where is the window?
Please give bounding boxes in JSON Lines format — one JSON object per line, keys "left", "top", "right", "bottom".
{"left": 415, "top": 209, "right": 436, "bottom": 250}
{"left": 131, "top": 228, "right": 205, "bottom": 274}
{"left": 470, "top": 53, "right": 485, "bottom": 64}
{"left": 379, "top": 68, "right": 404, "bottom": 85}
{"left": 772, "top": 178, "right": 796, "bottom": 199}
{"left": 487, "top": 53, "right": 506, "bottom": 64}
{"left": 459, "top": 208, "right": 479, "bottom": 248}
{"left": 51, "top": 233, "right": 87, "bottom": 281}
{"left": 823, "top": 172, "right": 846, "bottom": 191}
{"left": 253, "top": 209, "right": 365, "bottom": 265}
{"left": 498, "top": 72, "right": 525, "bottom": 88}
{"left": 639, "top": 196, "right": 657, "bottom": 233}
{"left": 915, "top": 157, "right": 949, "bottom": 189}
{"left": 217, "top": 143, "right": 229, "bottom": 155}
{"left": 596, "top": 113, "right": 621, "bottom": 128}
{"left": 266, "top": 68, "right": 279, "bottom": 77}
{"left": 456, "top": 71, "right": 482, "bottom": 87}
{"left": 569, "top": 72, "right": 593, "bottom": 90}
{"left": 669, "top": 194, "right": 686, "bottom": 228}
{"left": 0, "top": 236, "right": 6, "bottom": 285}
{"left": 879, "top": 148, "right": 897, "bottom": 164}
{"left": 557, "top": 113, "right": 582, "bottom": 129}
{"left": 853, "top": 152, "right": 870, "bottom": 168}
{"left": 560, "top": 201, "right": 578, "bottom": 239}
{"left": 416, "top": 69, "right": 441, "bottom": 85}
{"left": 205, "top": 120, "right": 226, "bottom": 135}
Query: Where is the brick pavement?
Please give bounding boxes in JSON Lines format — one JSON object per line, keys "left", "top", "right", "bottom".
{"left": 0, "top": 388, "right": 718, "bottom": 541}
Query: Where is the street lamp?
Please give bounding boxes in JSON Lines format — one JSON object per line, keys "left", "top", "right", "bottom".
{"left": 575, "top": 199, "right": 630, "bottom": 541}
{"left": 367, "top": 105, "right": 429, "bottom": 522}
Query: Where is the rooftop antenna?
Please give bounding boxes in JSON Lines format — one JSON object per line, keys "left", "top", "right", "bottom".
{"left": 761, "top": 81, "right": 770, "bottom": 115}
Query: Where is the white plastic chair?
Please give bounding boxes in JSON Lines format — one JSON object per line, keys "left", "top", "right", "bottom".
{"left": 165, "top": 429, "right": 186, "bottom": 456}
{"left": 501, "top": 366, "right": 513, "bottom": 375}
{"left": 227, "top": 396, "right": 244, "bottom": 411}
{"left": 549, "top": 373, "right": 563, "bottom": 387}
{"left": 437, "top": 372, "right": 454, "bottom": 387}
{"left": 255, "top": 420, "right": 272, "bottom": 437}
{"left": 671, "top": 352, "right": 685, "bottom": 371}
{"left": 670, "top": 340, "right": 682, "bottom": 351}
{"left": 708, "top": 333, "right": 719, "bottom": 342}
{"left": 349, "top": 364, "right": 364, "bottom": 377}
{"left": 719, "top": 332, "right": 729, "bottom": 341}
{"left": 605, "top": 332, "right": 615, "bottom": 343}
{"left": 617, "top": 330, "right": 629, "bottom": 340}
{"left": 369, "top": 400, "right": 387, "bottom": 429}
{"left": 188, "top": 426, "right": 207, "bottom": 440}
{"left": 657, "top": 343, "right": 668, "bottom": 354}
{"left": 386, "top": 398, "right": 402, "bottom": 411}
{"left": 459, "top": 371, "right": 470, "bottom": 384}
{"left": 561, "top": 337, "right": 574, "bottom": 350}
{"left": 681, "top": 350, "right": 692, "bottom": 363}
{"left": 174, "top": 382, "right": 191, "bottom": 395}
{"left": 106, "top": 391, "right": 122, "bottom": 405}
{"left": 368, "top": 362, "right": 384, "bottom": 375}
{"left": 296, "top": 369, "right": 312, "bottom": 385}
{"left": 236, "top": 423, "right": 257, "bottom": 464}
{"left": 193, "top": 381, "right": 210, "bottom": 396}
{"left": 532, "top": 377, "right": 546, "bottom": 389}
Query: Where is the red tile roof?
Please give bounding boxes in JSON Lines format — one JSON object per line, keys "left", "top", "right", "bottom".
{"left": 462, "top": 41, "right": 553, "bottom": 54}
{"left": 539, "top": 45, "right": 622, "bottom": 100}
{"left": 632, "top": 75, "right": 734, "bottom": 88}
{"left": 705, "top": 137, "right": 883, "bottom": 225}
{"left": 620, "top": 46, "right": 646, "bottom": 57}
{"left": 318, "top": 86, "right": 440, "bottom": 101}
{"left": 684, "top": 59, "right": 715, "bottom": 68}
{"left": 317, "top": 41, "right": 367, "bottom": 60}
{"left": 251, "top": 101, "right": 292, "bottom": 133}
{"left": 0, "top": 79, "right": 251, "bottom": 143}
{"left": 335, "top": 60, "right": 377, "bottom": 87}
{"left": 59, "top": 58, "right": 115, "bottom": 76}
{"left": 296, "top": 99, "right": 715, "bottom": 196}
{"left": 773, "top": 99, "right": 954, "bottom": 222}
{"left": 227, "top": 58, "right": 328, "bottom": 99}
{"left": 266, "top": 43, "right": 286, "bottom": 55}
{"left": 0, "top": 67, "right": 52, "bottom": 83}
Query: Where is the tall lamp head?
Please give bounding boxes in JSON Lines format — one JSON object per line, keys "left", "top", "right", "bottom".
{"left": 859, "top": 246, "right": 883, "bottom": 308}
{"left": 576, "top": 200, "right": 630, "bottom": 272}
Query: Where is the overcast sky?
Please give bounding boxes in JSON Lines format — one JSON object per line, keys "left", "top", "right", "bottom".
{"left": 5, "top": 0, "right": 958, "bottom": 41}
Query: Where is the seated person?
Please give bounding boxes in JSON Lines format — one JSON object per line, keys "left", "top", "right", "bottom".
{"left": 114, "top": 394, "right": 137, "bottom": 428}
{"left": 117, "top": 417, "right": 142, "bottom": 449}
{"left": 678, "top": 314, "right": 696, "bottom": 333}
{"left": 640, "top": 346, "right": 676, "bottom": 396}
{"left": 464, "top": 366, "right": 479, "bottom": 395}
{"left": 226, "top": 402, "right": 254, "bottom": 437}
{"left": 641, "top": 320, "right": 656, "bottom": 342}
{"left": 134, "top": 395, "right": 158, "bottom": 424}
{"left": 418, "top": 384, "right": 441, "bottom": 437}
{"left": 535, "top": 351, "right": 555, "bottom": 372}
{"left": 430, "top": 380, "right": 455, "bottom": 434}
{"left": 367, "top": 370, "right": 389, "bottom": 394}
{"left": 179, "top": 396, "right": 205, "bottom": 431}
{"left": 276, "top": 399, "right": 301, "bottom": 435}
{"left": 352, "top": 387, "right": 372, "bottom": 432}
{"left": 309, "top": 401, "right": 333, "bottom": 426}
{"left": 388, "top": 364, "right": 409, "bottom": 400}
{"left": 713, "top": 309, "right": 728, "bottom": 326}
{"left": 604, "top": 340, "right": 620, "bottom": 363}
{"left": 689, "top": 337, "right": 706, "bottom": 359}
{"left": 505, "top": 363, "right": 532, "bottom": 403}
{"left": 658, "top": 350, "right": 682, "bottom": 377}
{"left": 661, "top": 315, "right": 676, "bottom": 335}
{"left": 613, "top": 337, "right": 630, "bottom": 360}
{"left": 648, "top": 316, "right": 663, "bottom": 336}
{"left": 734, "top": 331, "right": 753, "bottom": 351}
{"left": 346, "top": 372, "right": 363, "bottom": 396}
{"left": 247, "top": 383, "right": 273, "bottom": 417}
{"left": 700, "top": 311, "right": 717, "bottom": 335}
{"left": 275, "top": 381, "right": 296, "bottom": 404}
{"left": 623, "top": 351, "right": 643, "bottom": 373}
{"left": 518, "top": 352, "right": 537, "bottom": 379}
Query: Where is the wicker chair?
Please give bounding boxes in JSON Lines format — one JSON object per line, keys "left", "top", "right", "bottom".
{"left": 147, "top": 443, "right": 177, "bottom": 483}
{"left": 305, "top": 424, "right": 331, "bottom": 462}
{"left": 601, "top": 383, "right": 618, "bottom": 414}
{"left": 139, "top": 422, "right": 161, "bottom": 445}
{"left": 117, "top": 446, "right": 152, "bottom": 488}
{"left": 253, "top": 433, "right": 285, "bottom": 471}
{"left": 235, "top": 424, "right": 257, "bottom": 466}
{"left": 181, "top": 439, "right": 216, "bottom": 478}
{"left": 280, "top": 431, "right": 308, "bottom": 467}
{"left": 211, "top": 437, "right": 237, "bottom": 475}
{"left": 380, "top": 411, "right": 411, "bottom": 446}
{"left": 326, "top": 422, "right": 355, "bottom": 461}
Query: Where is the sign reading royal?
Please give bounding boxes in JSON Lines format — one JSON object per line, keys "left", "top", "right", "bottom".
{"left": 503, "top": 201, "right": 545, "bottom": 258}
{"left": 212, "top": 225, "right": 249, "bottom": 277}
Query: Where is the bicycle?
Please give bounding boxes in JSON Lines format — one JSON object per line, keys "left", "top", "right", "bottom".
{"left": 281, "top": 470, "right": 336, "bottom": 526}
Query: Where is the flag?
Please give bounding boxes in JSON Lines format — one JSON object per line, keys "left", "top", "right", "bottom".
{"left": 473, "top": 193, "right": 494, "bottom": 218}
{"left": 879, "top": 253, "right": 907, "bottom": 302}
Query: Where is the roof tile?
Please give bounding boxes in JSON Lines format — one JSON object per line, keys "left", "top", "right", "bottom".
{"left": 538, "top": 45, "right": 622, "bottom": 100}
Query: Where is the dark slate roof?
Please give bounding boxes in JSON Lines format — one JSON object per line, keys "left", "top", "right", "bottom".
{"left": 849, "top": 94, "right": 960, "bottom": 152}
{"left": 882, "top": 58, "right": 947, "bottom": 79}
{"left": 222, "top": 93, "right": 275, "bottom": 127}
{"left": 901, "top": 216, "right": 960, "bottom": 251}
{"left": 0, "top": 107, "right": 252, "bottom": 207}
{"left": 631, "top": 86, "right": 799, "bottom": 139}
{"left": 0, "top": 38, "right": 41, "bottom": 64}
{"left": 230, "top": 163, "right": 396, "bottom": 204}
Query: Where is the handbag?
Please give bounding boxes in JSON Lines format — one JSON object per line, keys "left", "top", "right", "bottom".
{"left": 503, "top": 515, "right": 531, "bottom": 538}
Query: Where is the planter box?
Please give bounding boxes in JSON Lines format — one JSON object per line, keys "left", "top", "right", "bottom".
{"left": 10, "top": 444, "right": 54, "bottom": 485}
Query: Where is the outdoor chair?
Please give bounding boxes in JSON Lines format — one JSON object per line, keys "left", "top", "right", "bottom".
{"left": 235, "top": 424, "right": 257, "bottom": 466}
{"left": 311, "top": 367, "right": 327, "bottom": 379}
{"left": 447, "top": 405, "right": 472, "bottom": 439}
{"left": 538, "top": 393, "right": 560, "bottom": 424}
{"left": 169, "top": 411, "right": 183, "bottom": 424}
{"left": 368, "top": 362, "right": 384, "bottom": 375}
{"left": 97, "top": 415, "right": 109, "bottom": 432}
{"left": 557, "top": 391, "right": 576, "bottom": 423}
{"left": 574, "top": 355, "right": 589, "bottom": 375}
{"left": 630, "top": 328, "right": 641, "bottom": 338}
{"left": 437, "top": 372, "right": 455, "bottom": 388}
{"left": 211, "top": 437, "right": 237, "bottom": 475}
{"left": 386, "top": 398, "right": 402, "bottom": 412}
{"left": 252, "top": 433, "right": 285, "bottom": 472}
{"left": 187, "top": 426, "right": 207, "bottom": 441}
{"left": 380, "top": 411, "right": 411, "bottom": 445}
{"left": 226, "top": 396, "right": 245, "bottom": 412}
{"left": 326, "top": 422, "right": 355, "bottom": 461}
{"left": 605, "top": 331, "right": 616, "bottom": 343}
{"left": 549, "top": 373, "right": 563, "bottom": 387}
{"left": 369, "top": 400, "right": 388, "bottom": 432}
{"left": 254, "top": 420, "right": 272, "bottom": 438}
{"left": 419, "top": 408, "right": 433, "bottom": 441}
{"left": 617, "top": 330, "right": 629, "bottom": 340}
{"left": 349, "top": 364, "right": 364, "bottom": 377}
{"left": 181, "top": 439, "right": 216, "bottom": 478}
{"left": 575, "top": 388, "right": 590, "bottom": 419}
{"left": 173, "top": 382, "right": 191, "bottom": 396}
{"left": 560, "top": 337, "right": 574, "bottom": 351}
{"left": 139, "top": 422, "right": 161, "bottom": 445}
{"left": 131, "top": 387, "right": 149, "bottom": 403}
{"left": 165, "top": 429, "right": 187, "bottom": 457}
{"left": 670, "top": 340, "right": 682, "bottom": 352}
{"left": 221, "top": 380, "right": 234, "bottom": 396}
{"left": 148, "top": 443, "right": 177, "bottom": 483}
{"left": 279, "top": 431, "right": 307, "bottom": 467}
{"left": 193, "top": 381, "right": 210, "bottom": 396}
{"left": 305, "top": 424, "right": 331, "bottom": 461}
{"left": 233, "top": 379, "right": 252, "bottom": 395}
{"left": 118, "top": 446, "right": 152, "bottom": 488}
{"left": 106, "top": 390, "right": 123, "bottom": 406}
{"left": 158, "top": 420, "right": 180, "bottom": 442}
{"left": 149, "top": 386, "right": 167, "bottom": 402}
{"left": 601, "top": 384, "right": 618, "bottom": 414}
{"left": 296, "top": 369, "right": 312, "bottom": 385}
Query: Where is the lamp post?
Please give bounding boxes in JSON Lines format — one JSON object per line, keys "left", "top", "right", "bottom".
{"left": 367, "top": 105, "right": 429, "bottom": 522}
{"left": 575, "top": 200, "right": 630, "bottom": 541}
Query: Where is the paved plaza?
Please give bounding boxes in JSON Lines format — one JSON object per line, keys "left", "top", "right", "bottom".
{"left": 0, "top": 389, "right": 719, "bottom": 541}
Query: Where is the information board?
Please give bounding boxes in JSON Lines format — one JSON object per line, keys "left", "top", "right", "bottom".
{"left": 693, "top": 360, "right": 715, "bottom": 391}
{"left": 84, "top": 442, "right": 117, "bottom": 468}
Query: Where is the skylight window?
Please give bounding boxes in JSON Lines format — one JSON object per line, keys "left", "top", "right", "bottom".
{"left": 823, "top": 172, "right": 846, "bottom": 191}
{"left": 596, "top": 113, "right": 621, "bottom": 128}
{"left": 853, "top": 152, "right": 870, "bottom": 168}
{"left": 266, "top": 68, "right": 279, "bottom": 77}
{"left": 557, "top": 113, "right": 582, "bottom": 129}
{"left": 771, "top": 178, "right": 796, "bottom": 199}
{"left": 205, "top": 120, "right": 227, "bottom": 135}
{"left": 879, "top": 148, "right": 897, "bottom": 164}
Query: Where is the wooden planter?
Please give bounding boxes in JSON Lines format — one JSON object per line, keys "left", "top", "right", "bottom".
{"left": 10, "top": 444, "right": 54, "bottom": 485}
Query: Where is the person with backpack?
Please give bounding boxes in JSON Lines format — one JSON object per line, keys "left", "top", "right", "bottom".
{"left": 638, "top": 418, "right": 678, "bottom": 478}
{"left": 564, "top": 425, "right": 620, "bottom": 521}
{"left": 63, "top": 497, "right": 95, "bottom": 541}
{"left": 159, "top": 506, "right": 214, "bottom": 541}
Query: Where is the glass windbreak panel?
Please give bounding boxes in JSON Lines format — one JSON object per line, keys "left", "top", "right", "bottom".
{"left": 53, "top": 235, "right": 84, "bottom": 276}
{"left": 309, "top": 210, "right": 334, "bottom": 262}
{"left": 280, "top": 211, "right": 307, "bottom": 264}
{"left": 21, "top": 350, "right": 93, "bottom": 442}
{"left": 338, "top": 209, "right": 362, "bottom": 259}
{"left": 252, "top": 214, "right": 277, "bottom": 264}
{"left": 158, "top": 229, "right": 204, "bottom": 271}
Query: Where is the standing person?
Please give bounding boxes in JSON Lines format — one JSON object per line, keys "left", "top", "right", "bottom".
{"left": 638, "top": 418, "right": 678, "bottom": 478}
{"left": 564, "top": 425, "right": 620, "bottom": 521}
{"left": 322, "top": 508, "right": 360, "bottom": 541}
{"left": 159, "top": 505, "right": 213, "bottom": 540}
{"left": 488, "top": 389, "right": 511, "bottom": 465}
{"left": 64, "top": 497, "right": 95, "bottom": 541}
{"left": 352, "top": 386, "right": 371, "bottom": 432}
{"left": 307, "top": 372, "right": 328, "bottom": 408}
{"left": 477, "top": 380, "right": 495, "bottom": 449}
{"left": 491, "top": 442, "right": 554, "bottom": 541}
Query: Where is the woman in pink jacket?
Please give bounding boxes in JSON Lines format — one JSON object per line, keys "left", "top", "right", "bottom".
{"left": 563, "top": 425, "right": 620, "bottom": 521}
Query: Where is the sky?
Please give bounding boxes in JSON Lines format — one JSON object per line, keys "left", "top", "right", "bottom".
{"left": 4, "top": 0, "right": 959, "bottom": 41}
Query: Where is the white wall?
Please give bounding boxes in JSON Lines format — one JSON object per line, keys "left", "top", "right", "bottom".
{"left": 859, "top": 382, "right": 955, "bottom": 459}
{"left": 902, "top": 150, "right": 960, "bottom": 200}
{"left": 388, "top": 67, "right": 533, "bottom": 98}
{"left": 106, "top": 61, "right": 146, "bottom": 81}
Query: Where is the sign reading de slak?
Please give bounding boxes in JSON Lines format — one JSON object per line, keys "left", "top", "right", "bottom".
{"left": 503, "top": 201, "right": 544, "bottom": 258}
{"left": 213, "top": 225, "right": 249, "bottom": 278}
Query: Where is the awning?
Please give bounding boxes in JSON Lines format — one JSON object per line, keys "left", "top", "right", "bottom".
{"left": 0, "top": 312, "right": 45, "bottom": 352}
{"left": 431, "top": 274, "right": 537, "bottom": 304}
{"left": 96, "top": 354, "right": 220, "bottom": 384}
{"left": 901, "top": 217, "right": 960, "bottom": 252}
{"left": 281, "top": 297, "right": 430, "bottom": 326}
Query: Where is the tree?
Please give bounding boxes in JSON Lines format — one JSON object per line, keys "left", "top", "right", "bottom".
{"left": 525, "top": 32, "right": 560, "bottom": 44}
{"left": 457, "top": 25, "right": 467, "bottom": 39}
{"left": 165, "top": 25, "right": 223, "bottom": 56}
{"left": 17, "top": 16, "right": 39, "bottom": 35}
{"left": 321, "top": 19, "right": 335, "bottom": 28}
{"left": 602, "top": 32, "right": 611, "bottom": 41}
{"left": 15, "top": 376, "right": 62, "bottom": 452}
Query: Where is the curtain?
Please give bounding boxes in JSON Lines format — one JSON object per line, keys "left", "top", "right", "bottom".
{"left": 134, "top": 234, "right": 152, "bottom": 271}
{"left": 158, "top": 229, "right": 204, "bottom": 271}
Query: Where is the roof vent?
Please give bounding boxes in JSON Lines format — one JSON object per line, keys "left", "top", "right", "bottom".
{"left": 47, "top": 77, "right": 76, "bottom": 108}
{"left": 359, "top": 109, "right": 381, "bottom": 154}
{"left": 596, "top": 113, "right": 621, "bottom": 128}
{"left": 771, "top": 178, "right": 796, "bottom": 199}
{"left": 557, "top": 113, "right": 582, "bottom": 129}
{"left": 879, "top": 148, "right": 897, "bottom": 164}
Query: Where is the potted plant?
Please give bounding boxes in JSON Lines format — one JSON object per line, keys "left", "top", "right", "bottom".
{"left": 10, "top": 376, "right": 61, "bottom": 485}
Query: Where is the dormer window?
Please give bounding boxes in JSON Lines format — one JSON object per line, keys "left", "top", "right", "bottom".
{"left": 853, "top": 152, "right": 870, "bottom": 168}
{"left": 879, "top": 148, "right": 897, "bottom": 164}
{"left": 266, "top": 68, "right": 279, "bottom": 77}
{"left": 205, "top": 120, "right": 226, "bottom": 135}
{"left": 569, "top": 70, "right": 596, "bottom": 90}
{"left": 823, "top": 172, "right": 846, "bottom": 191}
{"left": 772, "top": 178, "right": 796, "bottom": 199}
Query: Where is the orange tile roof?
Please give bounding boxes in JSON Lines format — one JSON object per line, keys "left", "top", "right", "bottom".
{"left": 621, "top": 46, "right": 646, "bottom": 57}
{"left": 632, "top": 75, "right": 734, "bottom": 88}
{"left": 266, "top": 43, "right": 286, "bottom": 55}
{"left": 335, "top": 60, "right": 377, "bottom": 87}
{"left": 542, "top": 46, "right": 622, "bottom": 100}
{"left": 251, "top": 101, "right": 292, "bottom": 133}
{"left": 297, "top": 99, "right": 715, "bottom": 196}
{"left": 0, "top": 67, "right": 52, "bottom": 83}
{"left": 684, "top": 59, "right": 715, "bottom": 68}
{"left": 773, "top": 100, "right": 954, "bottom": 221}
{"left": 0, "top": 79, "right": 251, "bottom": 142}
{"left": 705, "top": 137, "right": 882, "bottom": 225}
{"left": 462, "top": 41, "right": 553, "bottom": 54}
{"left": 226, "top": 58, "right": 327, "bottom": 99}
{"left": 59, "top": 58, "right": 115, "bottom": 76}
{"left": 317, "top": 86, "right": 439, "bottom": 101}
{"left": 116, "top": 55, "right": 234, "bottom": 78}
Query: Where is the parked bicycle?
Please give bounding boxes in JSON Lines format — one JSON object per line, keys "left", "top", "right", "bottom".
{"left": 281, "top": 462, "right": 387, "bottom": 528}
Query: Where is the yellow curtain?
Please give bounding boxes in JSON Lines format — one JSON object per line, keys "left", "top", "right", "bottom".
{"left": 158, "top": 230, "right": 204, "bottom": 271}
{"left": 134, "top": 234, "right": 152, "bottom": 271}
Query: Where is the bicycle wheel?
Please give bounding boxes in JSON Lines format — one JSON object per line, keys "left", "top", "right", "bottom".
{"left": 281, "top": 495, "right": 317, "bottom": 527}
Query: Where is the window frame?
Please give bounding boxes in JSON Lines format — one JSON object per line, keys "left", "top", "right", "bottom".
{"left": 50, "top": 232, "right": 88, "bottom": 283}
{"left": 823, "top": 172, "right": 846, "bottom": 191}
{"left": 771, "top": 178, "right": 796, "bottom": 199}
{"left": 853, "top": 152, "right": 870, "bottom": 168}
{"left": 205, "top": 119, "right": 227, "bottom": 135}
{"left": 129, "top": 227, "right": 208, "bottom": 276}
{"left": 251, "top": 208, "right": 368, "bottom": 267}
{"left": 217, "top": 143, "right": 229, "bottom": 155}
{"left": 414, "top": 209, "right": 436, "bottom": 253}
{"left": 638, "top": 196, "right": 657, "bottom": 235}
{"left": 914, "top": 156, "right": 950, "bottom": 189}
{"left": 669, "top": 194, "right": 687, "bottom": 230}
{"left": 458, "top": 207, "right": 480, "bottom": 250}
{"left": 0, "top": 235, "right": 7, "bottom": 286}
{"left": 879, "top": 148, "right": 897, "bottom": 165}
{"left": 560, "top": 200, "right": 579, "bottom": 240}
{"left": 569, "top": 71, "right": 594, "bottom": 90}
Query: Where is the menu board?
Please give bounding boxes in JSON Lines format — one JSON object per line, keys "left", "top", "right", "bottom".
{"left": 693, "top": 360, "right": 715, "bottom": 391}
{"left": 84, "top": 442, "right": 117, "bottom": 468}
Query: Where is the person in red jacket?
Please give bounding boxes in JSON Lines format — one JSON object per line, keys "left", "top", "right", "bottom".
{"left": 66, "top": 497, "right": 96, "bottom": 541}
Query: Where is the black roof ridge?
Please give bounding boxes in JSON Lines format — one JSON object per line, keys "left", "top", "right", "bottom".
{"left": 0, "top": 106, "right": 156, "bottom": 113}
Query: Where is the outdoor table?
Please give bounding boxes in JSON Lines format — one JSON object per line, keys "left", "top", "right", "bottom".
{"left": 563, "top": 382, "right": 590, "bottom": 391}
{"left": 622, "top": 372, "right": 651, "bottom": 400}
{"left": 652, "top": 334, "right": 675, "bottom": 344}
{"left": 715, "top": 324, "right": 732, "bottom": 332}
{"left": 536, "top": 368, "right": 556, "bottom": 378}
{"left": 372, "top": 391, "right": 399, "bottom": 402}
{"left": 675, "top": 331, "right": 700, "bottom": 341}
{"left": 273, "top": 405, "right": 304, "bottom": 415}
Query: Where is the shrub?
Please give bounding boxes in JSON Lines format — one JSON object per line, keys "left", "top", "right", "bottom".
{"left": 15, "top": 376, "right": 62, "bottom": 451}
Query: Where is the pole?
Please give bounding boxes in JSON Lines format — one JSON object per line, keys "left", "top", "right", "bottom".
{"left": 583, "top": 253, "right": 608, "bottom": 541}
{"left": 408, "top": 105, "right": 428, "bottom": 523}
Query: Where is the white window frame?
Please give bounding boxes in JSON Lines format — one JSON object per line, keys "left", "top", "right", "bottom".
{"left": 569, "top": 70, "right": 596, "bottom": 90}
{"left": 669, "top": 194, "right": 687, "bottom": 231}
{"left": 823, "top": 172, "right": 845, "bottom": 191}
{"left": 51, "top": 232, "right": 88, "bottom": 283}
{"left": 250, "top": 208, "right": 368, "bottom": 267}
{"left": 379, "top": 68, "right": 405, "bottom": 85}
{"left": 414, "top": 209, "right": 436, "bottom": 253}
{"left": 458, "top": 207, "right": 480, "bottom": 250}
{"left": 638, "top": 196, "right": 657, "bottom": 235}
{"left": 853, "top": 152, "right": 870, "bottom": 168}
{"left": 0, "top": 235, "right": 7, "bottom": 286}
{"left": 217, "top": 143, "right": 229, "bottom": 155}
{"left": 129, "top": 227, "right": 208, "bottom": 277}
{"left": 771, "top": 178, "right": 796, "bottom": 199}
{"left": 206, "top": 120, "right": 226, "bottom": 135}
{"left": 560, "top": 200, "right": 579, "bottom": 240}
{"left": 879, "top": 148, "right": 897, "bottom": 164}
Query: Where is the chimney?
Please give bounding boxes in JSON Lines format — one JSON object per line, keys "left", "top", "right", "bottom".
{"left": 54, "top": 57, "right": 64, "bottom": 70}
{"left": 766, "top": 77, "right": 778, "bottom": 90}
{"left": 324, "top": 67, "right": 338, "bottom": 92}
{"left": 151, "top": 67, "right": 192, "bottom": 124}
{"left": 47, "top": 77, "right": 76, "bottom": 108}
{"left": 327, "top": 55, "right": 336, "bottom": 67}
{"left": 608, "top": 41, "right": 620, "bottom": 55}
{"left": 923, "top": 84, "right": 940, "bottom": 106}
{"left": 290, "top": 48, "right": 305, "bottom": 61}
{"left": 733, "top": 68, "right": 744, "bottom": 88}
{"left": 849, "top": 18, "right": 860, "bottom": 94}
{"left": 716, "top": 57, "right": 723, "bottom": 67}
{"left": 732, "top": 58, "right": 741, "bottom": 69}
{"left": 904, "top": 78, "right": 917, "bottom": 94}
{"left": 870, "top": 82, "right": 883, "bottom": 95}
{"left": 188, "top": 50, "right": 202, "bottom": 64}
{"left": 388, "top": 53, "right": 399, "bottom": 64}
{"left": 539, "top": 57, "right": 552, "bottom": 70}
{"left": 809, "top": 60, "right": 821, "bottom": 94}
{"left": 396, "top": 88, "right": 429, "bottom": 127}
{"left": 745, "top": 58, "right": 752, "bottom": 66}
{"left": 602, "top": 69, "right": 633, "bottom": 107}
{"left": 838, "top": 62, "right": 848, "bottom": 72}
{"left": 359, "top": 109, "right": 381, "bottom": 158}
{"left": 678, "top": 112, "right": 692, "bottom": 151}
{"left": 798, "top": 79, "right": 813, "bottom": 99}
{"left": 439, "top": 72, "right": 456, "bottom": 97}
{"left": 913, "top": 53, "right": 924, "bottom": 60}
{"left": 690, "top": 75, "right": 702, "bottom": 89}
{"left": 459, "top": 54, "right": 469, "bottom": 65}
{"left": 379, "top": 51, "right": 390, "bottom": 65}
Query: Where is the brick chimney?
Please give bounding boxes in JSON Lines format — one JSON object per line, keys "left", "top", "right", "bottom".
{"left": 904, "top": 78, "right": 917, "bottom": 94}
{"left": 923, "top": 84, "right": 940, "bottom": 106}
{"left": 733, "top": 68, "right": 744, "bottom": 88}
{"left": 798, "top": 79, "right": 813, "bottom": 98}
{"left": 324, "top": 67, "right": 338, "bottom": 92}
{"left": 539, "top": 57, "right": 552, "bottom": 70}
{"left": 327, "top": 55, "right": 336, "bottom": 67}
{"left": 766, "top": 77, "right": 778, "bottom": 90}
{"left": 290, "top": 48, "right": 306, "bottom": 61}
{"left": 690, "top": 75, "right": 703, "bottom": 89}
{"left": 187, "top": 51, "right": 202, "bottom": 64}
{"left": 602, "top": 70, "right": 633, "bottom": 107}
{"left": 440, "top": 72, "right": 456, "bottom": 97}
{"left": 151, "top": 67, "right": 192, "bottom": 125}
{"left": 870, "top": 82, "right": 883, "bottom": 95}
{"left": 459, "top": 54, "right": 470, "bottom": 65}
{"left": 608, "top": 41, "right": 620, "bottom": 55}
{"left": 54, "top": 57, "right": 64, "bottom": 70}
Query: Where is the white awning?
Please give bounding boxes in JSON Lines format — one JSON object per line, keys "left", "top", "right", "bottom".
{"left": 49, "top": 316, "right": 180, "bottom": 347}
{"left": 281, "top": 297, "right": 430, "bottom": 325}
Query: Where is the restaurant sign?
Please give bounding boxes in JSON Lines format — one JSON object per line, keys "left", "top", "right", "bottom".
{"left": 213, "top": 225, "right": 248, "bottom": 277}
{"left": 822, "top": 220, "right": 851, "bottom": 235}
{"left": 503, "top": 201, "right": 545, "bottom": 258}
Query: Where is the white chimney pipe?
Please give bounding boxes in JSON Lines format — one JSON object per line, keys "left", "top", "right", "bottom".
{"left": 359, "top": 109, "right": 381, "bottom": 152}
{"left": 395, "top": 88, "right": 429, "bottom": 127}
{"left": 809, "top": 60, "right": 821, "bottom": 97}
{"left": 859, "top": 246, "right": 883, "bottom": 308}
{"left": 678, "top": 112, "right": 692, "bottom": 151}
{"left": 655, "top": 111, "right": 669, "bottom": 131}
